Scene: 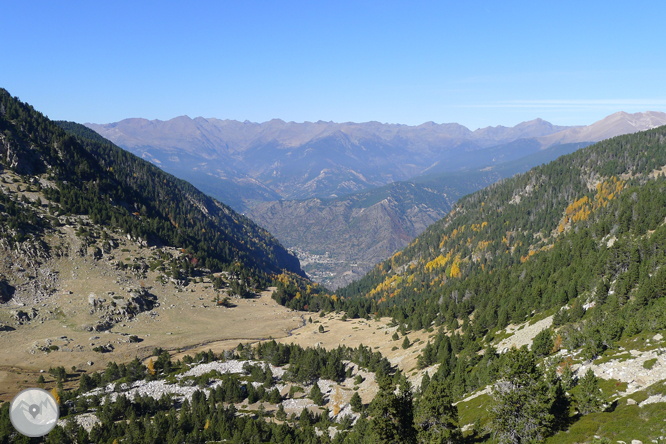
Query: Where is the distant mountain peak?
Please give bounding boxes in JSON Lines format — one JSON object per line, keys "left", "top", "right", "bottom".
{"left": 538, "top": 110, "right": 666, "bottom": 147}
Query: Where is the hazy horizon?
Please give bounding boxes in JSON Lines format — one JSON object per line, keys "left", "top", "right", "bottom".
{"left": 3, "top": 1, "right": 666, "bottom": 129}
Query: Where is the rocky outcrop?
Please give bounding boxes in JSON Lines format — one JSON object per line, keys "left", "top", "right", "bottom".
{"left": 0, "top": 133, "right": 43, "bottom": 175}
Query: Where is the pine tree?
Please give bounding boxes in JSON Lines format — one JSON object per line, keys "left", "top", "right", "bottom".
{"left": 414, "top": 379, "right": 461, "bottom": 444}
{"left": 350, "top": 391, "right": 363, "bottom": 413}
{"left": 420, "top": 372, "right": 430, "bottom": 394}
{"left": 575, "top": 369, "right": 604, "bottom": 415}
{"left": 531, "top": 329, "right": 554, "bottom": 358}
{"left": 402, "top": 336, "right": 411, "bottom": 349}
{"left": 276, "top": 403, "right": 287, "bottom": 421}
{"left": 369, "top": 374, "right": 416, "bottom": 444}
{"left": 489, "top": 348, "right": 553, "bottom": 444}
{"left": 309, "top": 382, "right": 324, "bottom": 406}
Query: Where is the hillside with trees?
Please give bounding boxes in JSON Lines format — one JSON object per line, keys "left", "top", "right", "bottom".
{"left": 0, "top": 88, "right": 303, "bottom": 282}
{"left": 2, "top": 88, "right": 666, "bottom": 443}
{"left": 238, "top": 125, "right": 666, "bottom": 442}
{"left": 327, "top": 124, "right": 666, "bottom": 332}
{"left": 248, "top": 141, "right": 591, "bottom": 289}
{"left": 273, "top": 125, "right": 666, "bottom": 400}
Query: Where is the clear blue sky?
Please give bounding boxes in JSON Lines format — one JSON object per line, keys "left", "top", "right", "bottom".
{"left": 3, "top": 1, "right": 666, "bottom": 129}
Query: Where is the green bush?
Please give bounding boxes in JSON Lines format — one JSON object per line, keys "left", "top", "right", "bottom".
{"left": 643, "top": 358, "right": 658, "bottom": 370}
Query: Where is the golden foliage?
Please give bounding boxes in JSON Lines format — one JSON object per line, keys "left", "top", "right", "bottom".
{"left": 450, "top": 262, "right": 461, "bottom": 279}
{"left": 425, "top": 250, "right": 453, "bottom": 272}
{"left": 51, "top": 387, "right": 60, "bottom": 405}
{"left": 332, "top": 387, "right": 343, "bottom": 416}
{"left": 477, "top": 240, "right": 492, "bottom": 251}
{"left": 147, "top": 358, "right": 155, "bottom": 375}
{"left": 520, "top": 244, "right": 553, "bottom": 263}
{"left": 552, "top": 334, "right": 563, "bottom": 353}
{"left": 368, "top": 275, "right": 402, "bottom": 298}
{"left": 559, "top": 177, "right": 625, "bottom": 232}
{"left": 470, "top": 221, "right": 488, "bottom": 232}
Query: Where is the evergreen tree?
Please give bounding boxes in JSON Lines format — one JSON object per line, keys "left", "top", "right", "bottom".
{"left": 369, "top": 374, "right": 416, "bottom": 444}
{"left": 531, "top": 329, "right": 554, "bottom": 358}
{"left": 350, "top": 391, "right": 363, "bottom": 413}
{"left": 276, "top": 403, "right": 287, "bottom": 421}
{"left": 489, "top": 348, "right": 553, "bottom": 444}
{"left": 309, "top": 382, "right": 325, "bottom": 406}
{"left": 420, "top": 372, "right": 431, "bottom": 394}
{"left": 575, "top": 369, "right": 604, "bottom": 415}
{"left": 414, "top": 379, "right": 461, "bottom": 444}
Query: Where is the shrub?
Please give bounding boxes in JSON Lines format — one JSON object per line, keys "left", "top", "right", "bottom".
{"left": 643, "top": 358, "right": 658, "bottom": 370}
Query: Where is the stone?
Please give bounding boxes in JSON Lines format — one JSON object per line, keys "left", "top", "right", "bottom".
{"left": 87, "top": 361, "right": 94, "bottom": 366}
{"left": 626, "top": 398, "right": 637, "bottom": 405}
{"left": 653, "top": 334, "right": 663, "bottom": 341}
{"left": 631, "top": 440, "right": 643, "bottom": 444}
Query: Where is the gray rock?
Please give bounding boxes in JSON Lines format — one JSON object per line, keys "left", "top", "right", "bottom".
{"left": 632, "top": 440, "right": 643, "bottom": 444}
{"left": 626, "top": 398, "right": 637, "bottom": 405}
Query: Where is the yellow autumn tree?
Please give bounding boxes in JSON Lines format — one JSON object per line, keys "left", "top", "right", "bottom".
{"left": 50, "top": 387, "right": 60, "bottom": 405}
{"left": 450, "top": 262, "right": 461, "bottom": 278}
{"left": 147, "top": 358, "right": 155, "bottom": 375}
{"left": 332, "top": 387, "right": 343, "bottom": 416}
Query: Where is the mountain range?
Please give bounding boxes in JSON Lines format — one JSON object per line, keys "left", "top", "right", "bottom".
{"left": 86, "top": 111, "right": 666, "bottom": 211}
{"left": 87, "top": 111, "right": 666, "bottom": 288}
{"left": 3, "top": 89, "right": 666, "bottom": 444}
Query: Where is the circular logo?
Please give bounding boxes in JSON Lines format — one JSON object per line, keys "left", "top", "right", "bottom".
{"left": 9, "top": 388, "right": 60, "bottom": 437}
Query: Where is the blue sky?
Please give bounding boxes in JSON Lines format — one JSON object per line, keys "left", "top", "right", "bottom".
{"left": 3, "top": 1, "right": 666, "bottom": 129}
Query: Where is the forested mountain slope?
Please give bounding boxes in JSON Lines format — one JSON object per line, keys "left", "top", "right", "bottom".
{"left": 272, "top": 125, "right": 666, "bottom": 384}
{"left": 0, "top": 88, "right": 303, "bottom": 280}
{"left": 249, "top": 142, "right": 591, "bottom": 289}
{"left": 334, "top": 125, "right": 666, "bottom": 328}
{"left": 274, "top": 125, "right": 666, "bottom": 441}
